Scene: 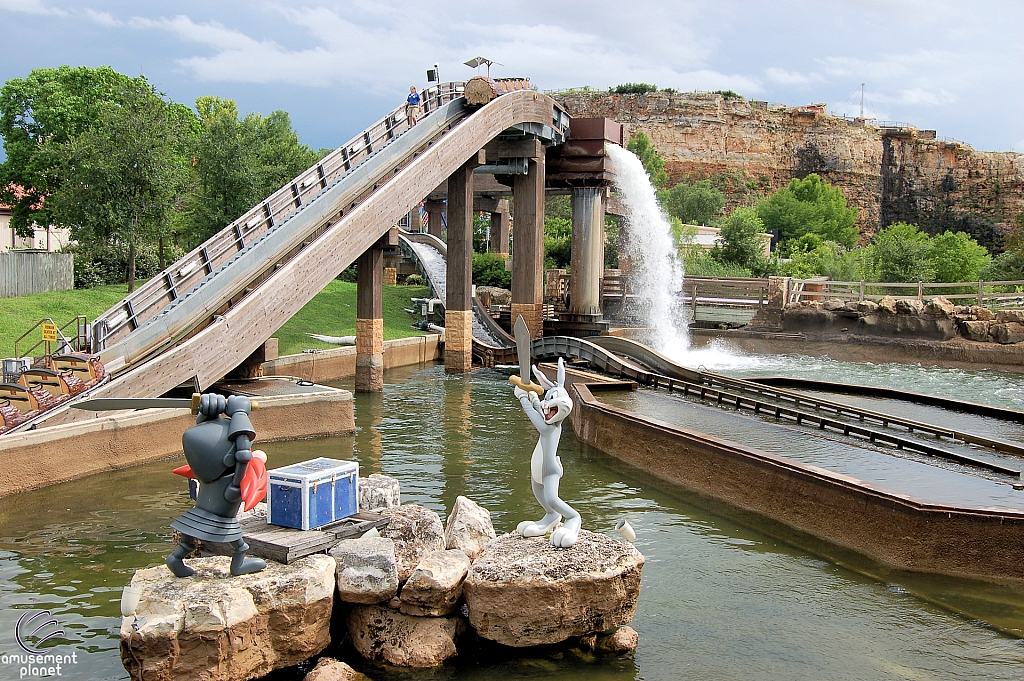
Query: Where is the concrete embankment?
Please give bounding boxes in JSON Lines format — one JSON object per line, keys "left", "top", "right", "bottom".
{"left": 0, "top": 385, "right": 354, "bottom": 497}
{"left": 566, "top": 379, "right": 1024, "bottom": 582}
{"left": 262, "top": 334, "right": 441, "bottom": 383}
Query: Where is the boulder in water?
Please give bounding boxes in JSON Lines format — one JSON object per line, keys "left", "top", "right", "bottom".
{"left": 444, "top": 495, "right": 496, "bottom": 560}
{"left": 380, "top": 505, "right": 446, "bottom": 582}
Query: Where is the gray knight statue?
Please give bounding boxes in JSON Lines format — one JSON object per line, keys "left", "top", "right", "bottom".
{"left": 166, "top": 394, "right": 267, "bottom": 577}
{"left": 511, "top": 357, "right": 580, "bottom": 548}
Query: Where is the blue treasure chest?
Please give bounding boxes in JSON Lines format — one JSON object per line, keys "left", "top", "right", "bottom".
{"left": 267, "top": 458, "right": 359, "bottom": 530}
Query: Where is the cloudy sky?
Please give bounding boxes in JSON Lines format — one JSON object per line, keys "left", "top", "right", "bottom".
{"left": 2, "top": 0, "right": 1022, "bottom": 154}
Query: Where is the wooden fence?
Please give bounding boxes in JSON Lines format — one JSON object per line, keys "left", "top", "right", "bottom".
{"left": 0, "top": 250, "right": 74, "bottom": 298}
{"left": 789, "top": 279, "right": 1024, "bottom": 308}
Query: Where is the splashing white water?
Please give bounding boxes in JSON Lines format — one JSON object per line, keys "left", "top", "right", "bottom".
{"left": 607, "top": 144, "right": 690, "bottom": 356}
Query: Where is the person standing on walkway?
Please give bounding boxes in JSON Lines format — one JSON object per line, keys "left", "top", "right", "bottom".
{"left": 406, "top": 86, "right": 422, "bottom": 127}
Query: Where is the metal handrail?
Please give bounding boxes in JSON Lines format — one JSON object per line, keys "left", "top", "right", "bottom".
{"left": 790, "top": 278, "right": 1024, "bottom": 306}
{"left": 14, "top": 315, "right": 86, "bottom": 359}
{"left": 92, "top": 82, "right": 469, "bottom": 350}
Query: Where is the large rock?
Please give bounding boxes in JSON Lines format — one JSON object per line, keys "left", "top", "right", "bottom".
{"left": 990, "top": 322, "right": 1024, "bottom": 344}
{"left": 380, "top": 505, "right": 446, "bottom": 582}
{"left": 895, "top": 298, "right": 924, "bottom": 315}
{"left": 347, "top": 604, "right": 461, "bottom": 668}
{"left": 877, "top": 295, "right": 898, "bottom": 314}
{"left": 856, "top": 300, "right": 879, "bottom": 314}
{"left": 304, "top": 658, "right": 370, "bottom": 681}
{"left": 120, "top": 555, "right": 335, "bottom": 681}
{"left": 972, "top": 305, "right": 996, "bottom": 321}
{"left": 960, "top": 320, "right": 992, "bottom": 342}
{"left": 478, "top": 286, "right": 511, "bottom": 306}
{"left": 358, "top": 473, "right": 400, "bottom": 511}
{"left": 400, "top": 549, "right": 471, "bottom": 616}
{"left": 463, "top": 531, "right": 644, "bottom": 647}
{"left": 444, "top": 496, "right": 497, "bottom": 560}
{"left": 924, "top": 296, "right": 955, "bottom": 316}
{"left": 823, "top": 298, "right": 846, "bottom": 311}
{"left": 996, "top": 309, "right": 1024, "bottom": 324}
{"left": 330, "top": 536, "right": 399, "bottom": 604}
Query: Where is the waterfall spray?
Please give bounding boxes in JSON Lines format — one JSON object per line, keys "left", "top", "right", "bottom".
{"left": 607, "top": 144, "right": 690, "bottom": 356}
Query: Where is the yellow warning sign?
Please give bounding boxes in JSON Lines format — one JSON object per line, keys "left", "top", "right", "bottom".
{"left": 41, "top": 323, "right": 57, "bottom": 342}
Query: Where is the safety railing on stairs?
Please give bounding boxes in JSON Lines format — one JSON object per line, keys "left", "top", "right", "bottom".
{"left": 91, "top": 82, "right": 469, "bottom": 352}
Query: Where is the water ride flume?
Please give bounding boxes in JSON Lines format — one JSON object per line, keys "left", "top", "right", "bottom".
{"left": 72, "top": 392, "right": 269, "bottom": 576}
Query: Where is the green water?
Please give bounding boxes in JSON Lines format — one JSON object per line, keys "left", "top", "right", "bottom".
{"left": 2, "top": 360, "right": 1024, "bottom": 680}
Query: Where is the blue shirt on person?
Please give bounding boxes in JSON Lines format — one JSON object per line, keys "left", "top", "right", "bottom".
{"left": 407, "top": 91, "right": 421, "bottom": 106}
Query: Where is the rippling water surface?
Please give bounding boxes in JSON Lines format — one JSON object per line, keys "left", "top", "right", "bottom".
{"left": 1, "top": 361, "right": 1024, "bottom": 680}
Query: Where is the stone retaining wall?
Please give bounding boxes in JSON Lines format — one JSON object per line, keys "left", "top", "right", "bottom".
{"left": 262, "top": 335, "right": 441, "bottom": 383}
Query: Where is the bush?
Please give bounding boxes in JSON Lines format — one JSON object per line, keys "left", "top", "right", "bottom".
{"left": 714, "top": 207, "right": 768, "bottom": 271}
{"left": 713, "top": 90, "right": 743, "bottom": 100}
{"left": 67, "top": 240, "right": 184, "bottom": 289}
{"left": 472, "top": 252, "right": 511, "bottom": 288}
{"left": 683, "top": 249, "right": 752, "bottom": 278}
{"left": 865, "top": 222, "right": 934, "bottom": 283}
{"left": 404, "top": 274, "right": 425, "bottom": 286}
{"left": 659, "top": 179, "right": 725, "bottom": 225}
{"left": 757, "top": 174, "right": 858, "bottom": 250}
{"left": 613, "top": 83, "right": 658, "bottom": 95}
{"left": 626, "top": 131, "right": 669, "bottom": 189}
{"left": 928, "top": 230, "right": 990, "bottom": 283}
{"left": 781, "top": 236, "right": 864, "bottom": 281}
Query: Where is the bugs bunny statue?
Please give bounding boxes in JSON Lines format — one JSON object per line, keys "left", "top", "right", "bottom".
{"left": 512, "top": 358, "right": 581, "bottom": 548}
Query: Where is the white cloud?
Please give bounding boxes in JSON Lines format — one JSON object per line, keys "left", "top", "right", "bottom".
{"left": 83, "top": 9, "right": 120, "bottom": 26}
{"left": 766, "top": 68, "right": 819, "bottom": 86}
{"left": 0, "top": 0, "right": 66, "bottom": 16}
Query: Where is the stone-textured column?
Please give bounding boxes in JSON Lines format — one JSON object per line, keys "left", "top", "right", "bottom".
{"left": 445, "top": 155, "right": 480, "bottom": 372}
{"left": 356, "top": 246, "right": 384, "bottom": 392}
{"left": 511, "top": 156, "right": 546, "bottom": 339}
{"left": 488, "top": 202, "right": 510, "bottom": 255}
{"left": 424, "top": 200, "right": 446, "bottom": 240}
{"left": 568, "top": 187, "right": 606, "bottom": 319}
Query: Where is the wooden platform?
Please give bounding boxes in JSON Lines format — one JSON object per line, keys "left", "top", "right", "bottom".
{"left": 205, "top": 510, "right": 389, "bottom": 564}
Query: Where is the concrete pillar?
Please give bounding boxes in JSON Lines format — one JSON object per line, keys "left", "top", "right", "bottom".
{"left": 355, "top": 245, "right": 384, "bottom": 392}
{"left": 511, "top": 156, "right": 546, "bottom": 338}
{"left": 568, "top": 187, "right": 606, "bottom": 319}
{"left": 444, "top": 154, "right": 481, "bottom": 372}
{"left": 424, "top": 200, "right": 446, "bottom": 240}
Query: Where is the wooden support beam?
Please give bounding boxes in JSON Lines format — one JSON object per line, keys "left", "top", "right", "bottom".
{"left": 356, "top": 245, "right": 384, "bottom": 392}
{"left": 445, "top": 152, "right": 483, "bottom": 372}
{"left": 484, "top": 138, "right": 543, "bottom": 160}
{"left": 512, "top": 155, "right": 546, "bottom": 338}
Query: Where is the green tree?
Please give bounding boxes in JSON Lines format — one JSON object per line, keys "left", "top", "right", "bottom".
{"left": 714, "top": 207, "right": 767, "bottom": 270}
{"left": 42, "top": 82, "right": 193, "bottom": 292}
{"left": 626, "top": 131, "right": 669, "bottom": 189}
{"left": 659, "top": 179, "right": 725, "bottom": 225}
{"left": 985, "top": 212, "right": 1024, "bottom": 280}
{"left": 866, "top": 222, "right": 934, "bottom": 283}
{"left": 783, "top": 235, "right": 864, "bottom": 281}
{"left": 543, "top": 215, "right": 572, "bottom": 270}
{"left": 0, "top": 65, "right": 146, "bottom": 235}
{"left": 757, "top": 173, "right": 858, "bottom": 250}
{"left": 927, "top": 231, "right": 991, "bottom": 283}
{"left": 185, "top": 96, "right": 325, "bottom": 246}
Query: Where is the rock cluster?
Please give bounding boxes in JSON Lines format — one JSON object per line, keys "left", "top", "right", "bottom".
{"left": 122, "top": 475, "right": 643, "bottom": 679}
{"left": 120, "top": 555, "right": 335, "bottom": 681}
{"left": 782, "top": 296, "right": 1024, "bottom": 344}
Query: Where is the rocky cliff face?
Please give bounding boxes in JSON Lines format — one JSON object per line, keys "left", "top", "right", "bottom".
{"left": 554, "top": 92, "right": 1024, "bottom": 248}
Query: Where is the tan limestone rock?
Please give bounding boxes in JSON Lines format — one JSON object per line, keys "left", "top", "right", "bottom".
{"left": 596, "top": 626, "right": 639, "bottom": 654}
{"left": 990, "top": 322, "right": 1024, "bottom": 344}
{"left": 823, "top": 298, "right": 846, "bottom": 311}
{"left": 895, "top": 298, "right": 924, "bottom": 315}
{"left": 856, "top": 300, "right": 879, "bottom": 313}
{"left": 463, "top": 531, "right": 644, "bottom": 647}
{"left": 347, "top": 604, "right": 461, "bottom": 668}
{"left": 924, "top": 296, "right": 955, "bottom": 316}
{"left": 330, "top": 536, "right": 399, "bottom": 604}
{"left": 972, "top": 305, "right": 996, "bottom": 321}
{"left": 120, "top": 555, "right": 335, "bottom": 681}
{"left": 358, "top": 473, "right": 401, "bottom": 511}
{"left": 444, "top": 495, "right": 497, "bottom": 560}
{"left": 877, "top": 296, "right": 898, "bottom": 314}
{"left": 304, "top": 657, "right": 371, "bottom": 681}
{"left": 960, "top": 320, "right": 992, "bottom": 342}
{"left": 380, "top": 505, "right": 446, "bottom": 582}
{"left": 400, "top": 549, "right": 471, "bottom": 616}
{"left": 996, "top": 309, "right": 1024, "bottom": 324}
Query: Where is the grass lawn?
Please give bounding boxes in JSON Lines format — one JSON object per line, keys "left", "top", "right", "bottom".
{"left": 0, "top": 283, "right": 129, "bottom": 357}
{"left": 0, "top": 281, "right": 431, "bottom": 359}
{"left": 274, "top": 281, "right": 430, "bottom": 356}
